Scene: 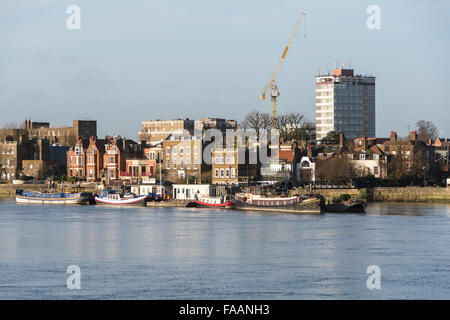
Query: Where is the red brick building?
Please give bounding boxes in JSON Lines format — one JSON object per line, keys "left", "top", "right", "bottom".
{"left": 86, "top": 136, "right": 105, "bottom": 182}
{"left": 67, "top": 138, "right": 89, "bottom": 178}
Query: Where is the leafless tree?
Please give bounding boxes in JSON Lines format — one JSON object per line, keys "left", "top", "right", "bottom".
{"left": 1, "top": 122, "right": 21, "bottom": 129}
{"left": 241, "top": 111, "right": 315, "bottom": 141}
{"left": 315, "top": 156, "right": 365, "bottom": 183}
{"left": 416, "top": 120, "right": 438, "bottom": 143}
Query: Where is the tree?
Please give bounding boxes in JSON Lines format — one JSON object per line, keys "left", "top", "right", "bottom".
{"left": 240, "top": 110, "right": 271, "bottom": 139}
{"left": 241, "top": 111, "right": 315, "bottom": 142}
{"left": 1, "top": 122, "right": 21, "bottom": 129}
{"left": 321, "top": 131, "right": 343, "bottom": 144}
{"left": 416, "top": 120, "right": 438, "bottom": 143}
{"left": 315, "top": 156, "right": 365, "bottom": 183}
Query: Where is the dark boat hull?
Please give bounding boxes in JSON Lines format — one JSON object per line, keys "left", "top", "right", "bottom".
{"left": 324, "top": 202, "right": 366, "bottom": 213}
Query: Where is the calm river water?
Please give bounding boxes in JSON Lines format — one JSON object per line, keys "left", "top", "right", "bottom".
{"left": 0, "top": 199, "right": 449, "bottom": 299}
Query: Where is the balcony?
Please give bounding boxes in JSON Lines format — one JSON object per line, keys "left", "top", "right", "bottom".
{"left": 120, "top": 171, "right": 152, "bottom": 177}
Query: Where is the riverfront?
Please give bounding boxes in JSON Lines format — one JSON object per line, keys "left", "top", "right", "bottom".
{"left": 0, "top": 199, "right": 449, "bottom": 299}
{"left": 2, "top": 184, "right": 450, "bottom": 203}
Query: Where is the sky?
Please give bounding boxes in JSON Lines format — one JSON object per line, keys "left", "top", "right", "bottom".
{"left": 1, "top": 0, "right": 449, "bottom": 140}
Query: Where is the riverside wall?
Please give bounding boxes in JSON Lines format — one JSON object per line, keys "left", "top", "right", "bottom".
{"left": 295, "top": 187, "right": 450, "bottom": 203}
{"left": 0, "top": 184, "right": 97, "bottom": 198}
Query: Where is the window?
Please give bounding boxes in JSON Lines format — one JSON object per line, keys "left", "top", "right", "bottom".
{"left": 359, "top": 154, "right": 366, "bottom": 160}
{"left": 173, "top": 159, "right": 177, "bottom": 169}
{"left": 215, "top": 169, "right": 219, "bottom": 178}
{"left": 373, "top": 166, "right": 379, "bottom": 175}
{"left": 220, "top": 169, "right": 224, "bottom": 177}
{"left": 230, "top": 156, "right": 235, "bottom": 164}
{"left": 180, "top": 160, "right": 184, "bottom": 169}
{"left": 231, "top": 168, "right": 235, "bottom": 177}
{"left": 186, "top": 158, "right": 191, "bottom": 169}
{"left": 226, "top": 157, "right": 229, "bottom": 164}
{"left": 187, "top": 147, "right": 190, "bottom": 155}
{"left": 167, "top": 161, "right": 170, "bottom": 169}
{"left": 194, "top": 146, "right": 198, "bottom": 154}
{"left": 166, "top": 147, "right": 170, "bottom": 155}
{"left": 173, "top": 147, "right": 177, "bottom": 155}
{"left": 220, "top": 157, "right": 224, "bottom": 164}
{"left": 226, "top": 169, "right": 230, "bottom": 178}
{"left": 180, "top": 147, "right": 184, "bottom": 154}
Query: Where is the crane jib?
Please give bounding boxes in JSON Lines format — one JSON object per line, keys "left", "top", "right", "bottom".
{"left": 281, "top": 46, "right": 289, "bottom": 59}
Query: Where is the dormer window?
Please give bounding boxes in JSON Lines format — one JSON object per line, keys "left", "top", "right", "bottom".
{"left": 359, "top": 154, "right": 366, "bottom": 160}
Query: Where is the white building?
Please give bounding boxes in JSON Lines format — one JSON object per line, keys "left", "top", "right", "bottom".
{"left": 315, "top": 66, "right": 375, "bottom": 140}
{"left": 130, "top": 183, "right": 166, "bottom": 198}
{"left": 172, "top": 184, "right": 210, "bottom": 200}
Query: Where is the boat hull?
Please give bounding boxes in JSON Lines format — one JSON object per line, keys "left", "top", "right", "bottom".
{"left": 94, "top": 196, "right": 148, "bottom": 206}
{"left": 324, "top": 202, "right": 366, "bottom": 213}
{"left": 232, "top": 197, "right": 322, "bottom": 214}
{"left": 194, "top": 200, "right": 234, "bottom": 208}
{"left": 15, "top": 195, "right": 91, "bottom": 205}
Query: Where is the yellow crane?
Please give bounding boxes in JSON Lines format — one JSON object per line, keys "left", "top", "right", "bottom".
{"left": 260, "top": 12, "right": 306, "bottom": 129}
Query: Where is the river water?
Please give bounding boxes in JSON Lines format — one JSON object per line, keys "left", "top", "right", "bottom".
{"left": 0, "top": 199, "right": 449, "bottom": 299}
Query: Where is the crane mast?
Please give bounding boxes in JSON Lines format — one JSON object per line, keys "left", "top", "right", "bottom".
{"left": 260, "top": 12, "right": 306, "bottom": 129}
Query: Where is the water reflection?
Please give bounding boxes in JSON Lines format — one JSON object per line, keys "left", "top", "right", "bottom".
{"left": 0, "top": 199, "right": 449, "bottom": 299}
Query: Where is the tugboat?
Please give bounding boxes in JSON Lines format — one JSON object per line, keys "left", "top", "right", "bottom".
{"left": 94, "top": 190, "right": 150, "bottom": 206}
{"left": 15, "top": 188, "right": 94, "bottom": 205}
{"left": 194, "top": 194, "right": 234, "bottom": 208}
{"left": 232, "top": 186, "right": 323, "bottom": 214}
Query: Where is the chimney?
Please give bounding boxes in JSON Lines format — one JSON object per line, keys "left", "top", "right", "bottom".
{"left": 409, "top": 131, "right": 417, "bottom": 142}
{"left": 362, "top": 136, "right": 368, "bottom": 151}
{"left": 339, "top": 132, "right": 344, "bottom": 148}
{"left": 390, "top": 131, "right": 397, "bottom": 142}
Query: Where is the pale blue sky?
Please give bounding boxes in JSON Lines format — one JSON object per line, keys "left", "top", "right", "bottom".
{"left": 1, "top": 0, "right": 449, "bottom": 139}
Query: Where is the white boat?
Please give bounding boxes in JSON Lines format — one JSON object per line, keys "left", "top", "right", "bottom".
{"left": 95, "top": 190, "right": 149, "bottom": 206}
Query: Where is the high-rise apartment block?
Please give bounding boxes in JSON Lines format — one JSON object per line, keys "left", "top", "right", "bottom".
{"left": 315, "top": 67, "right": 375, "bottom": 140}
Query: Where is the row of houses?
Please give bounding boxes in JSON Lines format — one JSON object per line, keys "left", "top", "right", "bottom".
{"left": 1, "top": 117, "right": 449, "bottom": 185}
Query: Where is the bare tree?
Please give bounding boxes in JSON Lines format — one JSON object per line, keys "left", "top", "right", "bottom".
{"left": 315, "top": 156, "right": 364, "bottom": 183}
{"left": 241, "top": 111, "right": 315, "bottom": 142}
{"left": 1, "top": 122, "right": 21, "bottom": 129}
{"left": 416, "top": 120, "right": 438, "bottom": 143}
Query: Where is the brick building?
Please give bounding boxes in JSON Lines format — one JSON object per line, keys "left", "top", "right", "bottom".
{"left": 67, "top": 138, "right": 89, "bottom": 178}
{"left": 0, "top": 119, "right": 96, "bottom": 147}
{"left": 138, "top": 119, "right": 195, "bottom": 145}
{"left": 211, "top": 148, "right": 259, "bottom": 185}
{"left": 162, "top": 134, "right": 205, "bottom": 183}
{"left": 85, "top": 136, "right": 106, "bottom": 182}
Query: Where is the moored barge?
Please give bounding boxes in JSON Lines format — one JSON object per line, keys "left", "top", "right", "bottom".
{"left": 232, "top": 186, "right": 323, "bottom": 214}
{"left": 15, "top": 189, "right": 93, "bottom": 205}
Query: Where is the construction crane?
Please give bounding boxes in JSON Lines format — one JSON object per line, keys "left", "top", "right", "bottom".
{"left": 260, "top": 12, "right": 306, "bottom": 129}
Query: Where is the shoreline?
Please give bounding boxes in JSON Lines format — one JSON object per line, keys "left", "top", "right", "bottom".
{"left": 1, "top": 185, "right": 449, "bottom": 203}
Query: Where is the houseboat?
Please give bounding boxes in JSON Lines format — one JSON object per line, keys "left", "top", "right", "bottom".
{"left": 94, "top": 190, "right": 150, "bottom": 206}
{"left": 232, "top": 186, "right": 323, "bottom": 214}
{"left": 15, "top": 189, "right": 93, "bottom": 205}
